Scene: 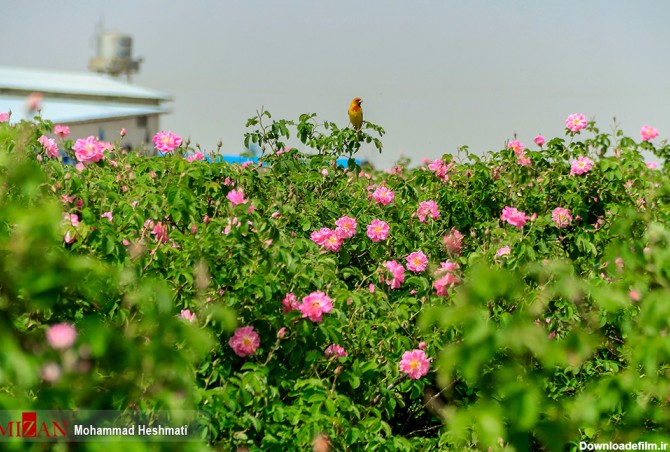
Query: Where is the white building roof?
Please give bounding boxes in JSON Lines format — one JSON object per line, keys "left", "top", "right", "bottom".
{"left": 0, "top": 95, "right": 167, "bottom": 123}
{"left": 0, "top": 66, "right": 171, "bottom": 102}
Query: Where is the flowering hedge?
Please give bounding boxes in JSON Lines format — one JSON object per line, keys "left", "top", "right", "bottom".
{"left": 2, "top": 110, "right": 670, "bottom": 450}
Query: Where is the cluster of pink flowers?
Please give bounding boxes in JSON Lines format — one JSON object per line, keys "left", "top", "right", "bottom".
{"left": 179, "top": 309, "right": 196, "bottom": 322}
{"left": 428, "top": 159, "right": 455, "bottom": 182}
{"left": 433, "top": 260, "right": 460, "bottom": 296}
{"left": 226, "top": 189, "right": 247, "bottom": 206}
{"left": 366, "top": 219, "right": 389, "bottom": 242}
{"left": 54, "top": 124, "right": 70, "bottom": 138}
{"left": 551, "top": 207, "right": 572, "bottom": 228}
{"left": 406, "top": 251, "right": 428, "bottom": 273}
{"left": 508, "top": 140, "right": 531, "bottom": 167}
{"left": 640, "top": 125, "right": 659, "bottom": 141}
{"left": 229, "top": 326, "right": 260, "bottom": 357}
{"left": 311, "top": 227, "right": 342, "bottom": 252}
{"left": 186, "top": 152, "right": 205, "bottom": 162}
{"left": 383, "top": 260, "right": 406, "bottom": 289}
{"left": 501, "top": 206, "right": 528, "bottom": 229}
{"left": 372, "top": 186, "right": 395, "bottom": 205}
{"left": 311, "top": 216, "right": 358, "bottom": 252}
{"left": 570, "top": 156, "right": 593, "bottom": 176}
{"left": 324, "top": 344, "right": 347, "bottom": 359}
{"left": 152, "top": 130, "right": 183, "bottom": 153}
{"left": 566, "top": 113, "right": 588, "bottom": 133}
{"left": 298, "top": 291, "right": 333, "bottom": 322}
{"left": 73, "top": 136, "right": 109, "bottom": 164}
{"left": 399, "top": 349, "right": 430, "bottom": 380}
{"left": 443, "top": 228, "right": 463, "bottom": 255}
{"left": 416, "top": 200, "right": 440, "bottom": 223}
{"left": 282, "top": 293, "right": 300, "bottom": 313}
{"left": 146, "top": 220, "right": 169, "bottom": 243}
{"left": 38, "top": 135, "right": 59, "bottom": 158}
{"left": 46, "top": 323, "right": 77, "bottom": 349}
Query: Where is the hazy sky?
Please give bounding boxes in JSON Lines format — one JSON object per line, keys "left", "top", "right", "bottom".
{"left": 4, "top": 1, "right": 669, "bottom": 168}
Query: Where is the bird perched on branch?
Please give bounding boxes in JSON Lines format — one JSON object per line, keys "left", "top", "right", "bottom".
{"left": 348, "top": 97, "right": 363, "bottom": 131}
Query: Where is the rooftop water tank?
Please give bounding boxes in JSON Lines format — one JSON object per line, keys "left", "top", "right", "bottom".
{"left": 88, "top": 30, "right": 142, "bottom": 79}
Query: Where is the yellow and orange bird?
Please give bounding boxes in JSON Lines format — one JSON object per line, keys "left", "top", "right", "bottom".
{"left": 348, "top": 97, "right": 363, "bottom": 130}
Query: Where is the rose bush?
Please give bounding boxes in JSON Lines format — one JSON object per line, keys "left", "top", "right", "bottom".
{"left": 0, "top": 111, "right": 669, "bottom": 450}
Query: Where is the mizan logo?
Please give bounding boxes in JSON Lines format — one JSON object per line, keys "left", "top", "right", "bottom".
{"left": 0, "top": 412, "right": 68, "bottom": 438}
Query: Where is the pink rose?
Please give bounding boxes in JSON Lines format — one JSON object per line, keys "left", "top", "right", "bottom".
{"left": 501, "top": 206, "right": 528, "bottom": 229}
{"left": 298, "top": 291, "right": 333, "bottom": 323}
{"left": 54, "top": 124, "right": 70, "bottom": 138}
{"left": 229, "top": 326, "right": 260, "bottom": 357}
{"left": 640, "top": 125, "right": 659, "bottom": 141}
{"left": 46, "top": 323, "right": 77, "bottom": 349}
{"left": 366, "top": 219, "right": 389, "bottom": 242}
{"left": 399, "top": 349, "right": 430, "bottom": 379}
{"left": 152, "top": 130, "right": 182, "bottom": 153}
{"left": 406, "top": 251, "right": 428, "bottom": 273}
{"left": 566, "top": 113, "right": 588, "bottom": 133}
{"left": 73, "top": 136, "right": 105, "bottom": 164}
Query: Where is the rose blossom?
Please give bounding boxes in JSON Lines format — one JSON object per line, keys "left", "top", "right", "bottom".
{"left": 38, "top": 135, "right": 59, "bottom": 158}
{"left": 311, "top": 227, "right": 333, "bottom": 246}
{"left": 334, "top": 216, "right": 357, "bottom": 239}
{"left": 551, "top": 207, "right": 572, "bottom": 228}
{"left": 428, "top": 159, "right": 454, "bottom": 182}
{"left": 282, "top": 293, "right": 300, "bottom": 313}
{"left": 373, "top": 186, "right": 395, "bottom": 205}
{"left": 229, "top": 326, "right": 260, "bottom": 357}
{"left": 399, "top": 349, "right": 430, "bottom": 380}
{"left": 46, "top": 323, "right": 77, "bottom": 349}
{"left": 226, "top": 189, "right": 247, "bottom": 206}
{"left": 570, "top": 156, "right": 593, "bottom": 176}
{"left": 433, "top": 260, "right": 459, "bottom": 296}
{"left": 324, "top": 344, "right": 347, "bottom": 358}
{"left": 179, "top": 309, "right": 196, "bottom": 322}
{"left": 443, "top": 228, "right": 463, "bottom": 255}
{"left": 322, "top": 231, "right": 343, "bottom": 252}
{"left": 501, "top": 206, "right": 528, "bottom": 229}
{"left": 186, "top": 152, "right": 205, "bottom": 162}
{"left": 406, "top": 251, "right": 428, "bottom": 273}
{"left": 566, "top": 113, "right": 588, "bottom": 133}
{"left": 366, "top": 219, "right": 389, "bottom": 242}
{"left": 416, "top": 200, "right": 440, "bottom": 223}
{"left": 496, "top": 246, "right": 511, "bottom": 258}
{"left": 73, "top": 136, "right": 105, "bottom": 164}
{"left": 54, "top": 124, "right": 70, "bottom": 138}
{"left": 534, "top": 135, "right": 545, "bottom": 146}
{"left": 507, "top": 140, "right": 525, "bottom": 155}
{"left": 298, "top": 291, "right": 333, "bottom": 322}
{"left": 152, "top": 130, "right": 182, "bottom": 153}
{"left": 640, "top": 125, "right": 659, "bottom": 141}
{"left": 0, "top": 112, "right": 10, "bottom": 122}
{"left": 383, "top": 260, "right": 406, "bottom": 289}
